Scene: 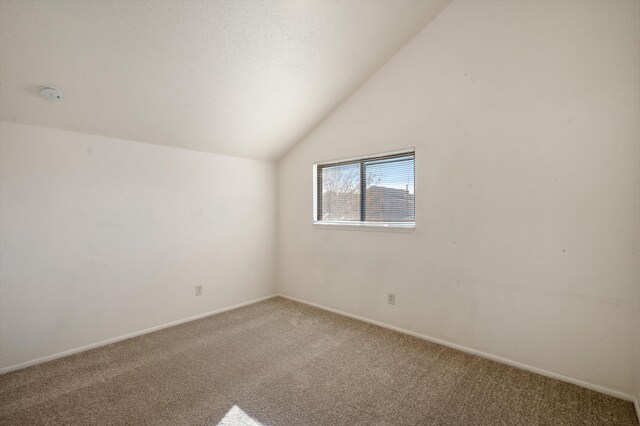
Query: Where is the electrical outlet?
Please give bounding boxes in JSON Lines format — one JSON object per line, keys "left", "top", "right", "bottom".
{"left": 195, "top": 285, "right": 203, "bottom": 296}
{"left": 387, "top": 293, "right": 395, "bottom": 305}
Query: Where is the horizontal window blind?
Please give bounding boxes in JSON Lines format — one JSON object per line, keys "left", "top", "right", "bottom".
{"left": 316, "top": 151, "right": 415, "bottom": 225}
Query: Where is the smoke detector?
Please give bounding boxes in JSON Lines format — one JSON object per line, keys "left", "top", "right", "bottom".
{"left": 39, "top": 86, "right": 63, "bottom": 101}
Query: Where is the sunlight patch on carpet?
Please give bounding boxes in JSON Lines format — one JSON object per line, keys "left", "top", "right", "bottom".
{"left": 217, "top": 405, "right": 263, "bottom": 426}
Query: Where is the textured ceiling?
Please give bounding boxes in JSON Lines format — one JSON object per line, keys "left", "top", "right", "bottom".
{"left": 0, "top": 0, "right": 450, "bottom": 160}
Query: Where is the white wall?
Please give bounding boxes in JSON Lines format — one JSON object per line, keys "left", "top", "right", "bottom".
{"left": 0, "top": 121, "right": 277, "bottom": 371}
{"left": 278, "top": 0, "right": 640, "bottom": 397}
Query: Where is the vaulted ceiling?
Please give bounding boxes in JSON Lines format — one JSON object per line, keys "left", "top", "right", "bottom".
{"left": 0, "top": 0, "right": 450, "bottom": 160}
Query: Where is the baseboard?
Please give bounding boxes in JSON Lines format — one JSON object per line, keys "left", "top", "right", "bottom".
{"left": 0, "top": 294, "right": 278, "bottom": 375}
{"left": 4, "top": 292, "right": 635, "bottom": 406}
{"left": 278, "top": 293, "right": 635, "bottom": 403}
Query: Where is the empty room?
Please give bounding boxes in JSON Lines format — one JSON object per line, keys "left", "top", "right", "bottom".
{"left": 1, "top": 0, "right": 639, "bottom": 424}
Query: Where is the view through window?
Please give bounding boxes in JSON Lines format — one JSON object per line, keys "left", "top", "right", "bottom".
{"left": 315, "top": 151, "right": 415, "bottom": 226}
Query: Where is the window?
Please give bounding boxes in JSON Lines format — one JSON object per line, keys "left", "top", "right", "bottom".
{"left": 314, "top": 151, "right": 415, "bottom": 228}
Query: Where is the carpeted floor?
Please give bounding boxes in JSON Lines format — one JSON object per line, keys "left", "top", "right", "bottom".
{"left": 0, "top": 297, "right": 637, "bottom": 425}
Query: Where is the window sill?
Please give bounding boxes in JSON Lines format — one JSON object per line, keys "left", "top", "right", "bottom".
{"left": 313, "top": 221, "right": 415, "bottom": 233}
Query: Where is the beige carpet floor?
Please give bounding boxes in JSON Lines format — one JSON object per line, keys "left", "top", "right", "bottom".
{"left": 0, "top": 297, "right": 637, "bottom": 425}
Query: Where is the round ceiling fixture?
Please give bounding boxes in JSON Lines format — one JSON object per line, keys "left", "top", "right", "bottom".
{"left": 39, "top": 86, "right": 63, "bottom": 102}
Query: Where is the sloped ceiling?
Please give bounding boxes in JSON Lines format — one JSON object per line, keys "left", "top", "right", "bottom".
{"left": 0, "top": 0, "right": 450, "bottom": 161}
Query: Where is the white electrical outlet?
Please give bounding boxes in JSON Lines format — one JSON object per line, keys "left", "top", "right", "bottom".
{"left": 387, "top": 293, "right": 395, "bottom": 305}
{"left": 195, "top": 285, "right": 203, "bottom": 296}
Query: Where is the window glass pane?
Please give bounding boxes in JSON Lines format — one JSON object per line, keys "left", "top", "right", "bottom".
{"left": 365, "top": 155, "right": 415, "bottom": 222}
{"left": 320, "top": 163, "right": 361, "bottom": 221}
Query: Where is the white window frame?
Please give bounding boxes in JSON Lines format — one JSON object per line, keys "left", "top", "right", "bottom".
{"left": 313, "top": 148, "right": 415, "bottom": 231}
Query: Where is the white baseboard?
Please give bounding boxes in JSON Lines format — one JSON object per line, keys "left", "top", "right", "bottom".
{"left": 3, "top": 292, "right": 635, "bottom": 408}
{"left": 278, "top": 293, "right": 635, "bottom": 403}
{"left": 0, "top": 294, "right": 278, "bottom": 375}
